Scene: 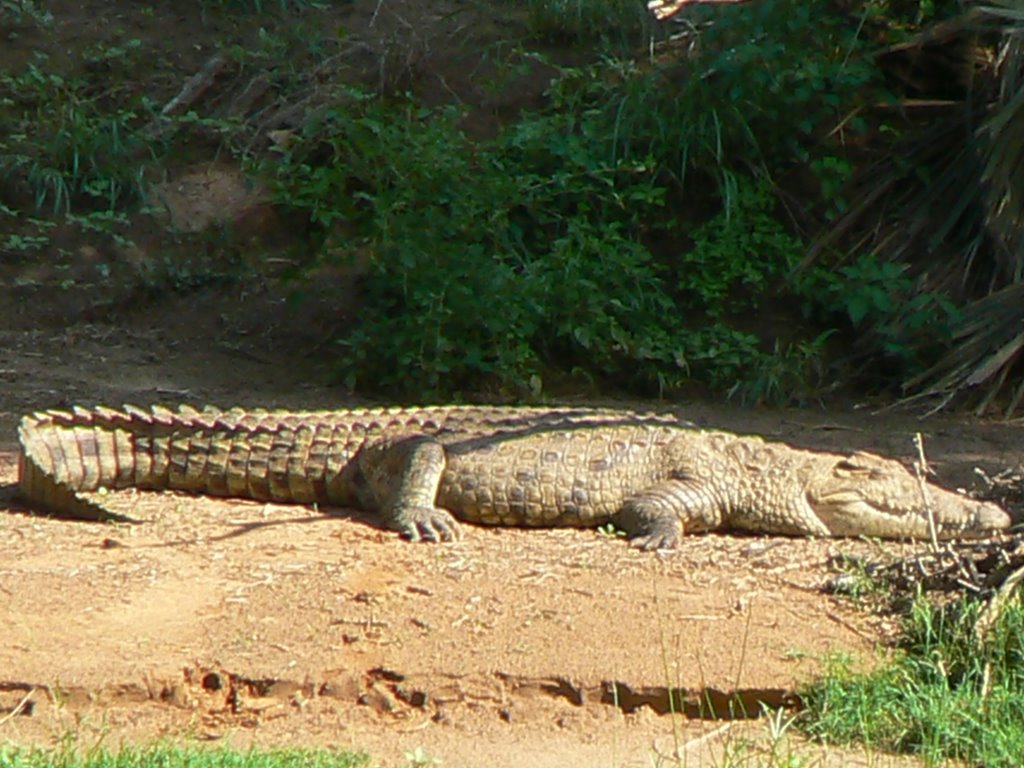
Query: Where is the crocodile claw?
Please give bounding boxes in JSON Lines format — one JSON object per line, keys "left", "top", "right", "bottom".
{"left": 616, "top": 505, "right": 682, "bottom": 550}
{"left": 397, "top": 506, "right": 463, "bottom": 543}
{"left": 628, "top": 529, "right": 680, "bottom": 551}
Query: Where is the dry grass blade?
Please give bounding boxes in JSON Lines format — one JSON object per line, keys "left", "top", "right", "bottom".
{"left": 975, "top": 562, "right": 1024, "bottom": 643}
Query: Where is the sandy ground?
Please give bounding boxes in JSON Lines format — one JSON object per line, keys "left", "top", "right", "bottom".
{"left": 1, "top": 294, "right": 1019, "bottom": 767}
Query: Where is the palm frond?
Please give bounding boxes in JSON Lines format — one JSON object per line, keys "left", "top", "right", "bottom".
{"left": 813, "top": 1, "right": 1024, "bottom": 414}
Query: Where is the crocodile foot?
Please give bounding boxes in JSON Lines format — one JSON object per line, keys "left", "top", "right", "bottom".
{"left": 614, "top": 506, "right": 682, "bottom": 551}
{"left": 627, "top": 523, "right": 681, "bottom": 551}
{"left": 392, "top": 504, "right": 463, "bottom": 543}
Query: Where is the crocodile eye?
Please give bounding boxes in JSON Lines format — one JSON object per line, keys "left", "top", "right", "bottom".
{"left": 834, "top": 461, "right": 888, "bottom": 482}
{"left": 834, "top": 452, "right": 892, "bottom": 477}
{"left": 834, "top": 459, "right": 869, "bottom": 475}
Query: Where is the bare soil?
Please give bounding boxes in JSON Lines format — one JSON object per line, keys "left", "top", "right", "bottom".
{"left": 2, "top": 294, "right": 1019, "bottom": 767}
{"left": 1, "top": 3, "right": 1021, "bottom": 766}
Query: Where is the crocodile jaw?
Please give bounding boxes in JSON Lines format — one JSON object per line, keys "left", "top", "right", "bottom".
{"left": 804, "top": 452, "right": 1012, "bottom": 539}
{"left": 810, "top": 491, "right": 1010, "bottom": 539}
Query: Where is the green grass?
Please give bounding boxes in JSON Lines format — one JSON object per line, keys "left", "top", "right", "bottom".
{"left": 516, "top": 0, "right": 655, "bottom": 51}
{"left": 0, "top": 55, "right": 156, "bottom": 216}
{"left": 0, "top": 745, "right": 370, "bottom": 768}
{"left": 0, "top": 741, "right": 815, "bottom": 768}
{"left": 800, "top": 592, "right": 1024, "bottom": 767}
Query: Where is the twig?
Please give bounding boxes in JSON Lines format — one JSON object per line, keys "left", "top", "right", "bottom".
{"left": 161, "top": 53, "right": 229, "bottom": 118}
{"left": 914, "top": 433, "right": 941, "bottom": 552}
{"left": 143, "top": 53, "right": 230, "bottom": 140}
{"left": 369, "top": 0, "right": 386, "bottom": 27}
{"left": 676, "top": 722, "right": 737, "bottom": 755}
{"left": 0, "top": 688, "right": 35, "bottom": 728}
{"left": 825, "top": 609, "right": 877, "bottom": 641}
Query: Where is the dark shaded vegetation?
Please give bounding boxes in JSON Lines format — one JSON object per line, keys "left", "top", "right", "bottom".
{"left": 2, "top": 0, "right": 1023, "bottom": 409}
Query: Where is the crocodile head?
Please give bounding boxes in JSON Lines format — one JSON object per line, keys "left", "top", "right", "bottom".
{"left": 804, "top": 451, "right": 1011, "bottom": 539}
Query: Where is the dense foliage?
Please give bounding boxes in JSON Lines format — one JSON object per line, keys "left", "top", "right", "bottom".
{"left": 3, "top": 0, "right": 1022, "bottom": 405}
{"left": 261, "top": 0, "right": 907, "bottom": 400}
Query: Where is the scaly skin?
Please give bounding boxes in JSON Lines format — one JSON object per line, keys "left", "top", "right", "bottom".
{"left": 16, "top": 404, "right": 1012, "bottom": 546}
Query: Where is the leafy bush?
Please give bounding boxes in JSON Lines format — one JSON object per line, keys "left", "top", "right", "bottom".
{"left": 258, "top": 0, "right": 915, "bottom": 400}
{"left": 552, "top": 0, "right": 878, "bottom": 192}
{"left": 264, "top": 95, "right": 682, "bottom": 395}
{"left": 0, "top": 0, "right": 52, "bottom": 28}
{"left": 801, "top": 253, "right": 960, "bottom": 376}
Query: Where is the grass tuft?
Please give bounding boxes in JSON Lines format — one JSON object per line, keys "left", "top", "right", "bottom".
{"left": 800, "top": 592, "right": 1024, "bottom": 767}
{"left": 0, "top": 745, "right": 370, "bottom": 768}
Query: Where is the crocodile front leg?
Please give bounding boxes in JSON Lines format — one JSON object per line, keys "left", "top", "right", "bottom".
{"left": 615, "top": 476, "right": 835, "bottom": 549}
{"left": 613, "top": 480, "right": 726, "bottom": 550}
{"left": 354, "top": 435, "right": 462, "bottom": 542}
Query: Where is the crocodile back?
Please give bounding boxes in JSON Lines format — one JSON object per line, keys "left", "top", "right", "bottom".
{"left": 17, "top": 403, "right": 691, "bottom": 519}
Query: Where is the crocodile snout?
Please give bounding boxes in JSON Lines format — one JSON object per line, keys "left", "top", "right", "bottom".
{"left": 973, "top": 500, "right": 1012, "bottom": 534}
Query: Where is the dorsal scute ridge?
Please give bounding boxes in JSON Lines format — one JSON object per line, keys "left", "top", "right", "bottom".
{"left": 123, "top": 404, "right": 150, "bottom": 422}
{"left": 150, "top": 405, "right": 176, "bottom": 425}
{"left": 94, "top": 405, "right": 125, "bottom": 423}
{"left": 40, "top": 409, "right": 74, "bottom": 425}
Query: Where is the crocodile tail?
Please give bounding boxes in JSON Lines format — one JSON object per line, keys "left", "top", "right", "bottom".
{"left": 17, "top": 436, "right": 111, "bottom": 519}
{"left": 18, "top": 405, "right": 161, "bottom": 518}
{"left": 17, "top": 404, "right": 350, "bottom": 518}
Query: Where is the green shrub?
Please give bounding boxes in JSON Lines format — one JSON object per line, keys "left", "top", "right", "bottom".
{"left": 263, "top": 94, "right": 682, "bottom": 395}
{"left": 801, "top": 253, "right": 960, "bottom": 374}
{"left": 550, "top": 0, "right": 878, "bottom": 192}
{"left": 257, "top": 0, "right": 911, "bottom": 400}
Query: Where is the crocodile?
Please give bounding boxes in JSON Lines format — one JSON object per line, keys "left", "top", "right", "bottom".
{"left": 15, "top": 404, "right": 1012, "bottom": 547}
